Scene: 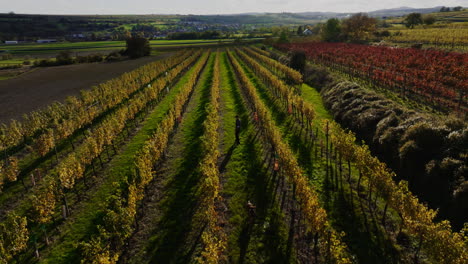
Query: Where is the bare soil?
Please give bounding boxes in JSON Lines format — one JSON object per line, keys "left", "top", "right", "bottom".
{"left": 0, "top": 53, "right": 172, "bottom": 124}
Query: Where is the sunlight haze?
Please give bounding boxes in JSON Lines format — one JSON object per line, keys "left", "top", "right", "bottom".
{"left": 2, "top": 0, "right": 467, "bottom": 14}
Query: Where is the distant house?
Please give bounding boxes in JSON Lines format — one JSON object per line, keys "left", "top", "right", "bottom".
{"left": 5, "top": 41, "right": 18, "bottom": 44}
{"left": 303, "top": 29, "right": 313, "bottom": 35}
{"left": 37, "top": 39, "right": 57, "bottom": 43}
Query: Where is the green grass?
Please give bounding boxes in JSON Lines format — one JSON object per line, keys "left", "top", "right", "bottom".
{"left": 0, "top": 41, "right": 125, "bottom": 51}
{"left": 40, "top": 57, "right": 203, "bottom": 264}
{"left": 300, "top": 83, "right": 333, "bottom": 122}
{"left": 0, "top": 59, "right": 25, "bottom": 64}
{"left": 238, "top": 50, "right": 406, "bottom": 263}
{"left": 220, "top": 52, "right": 291, "bottom": 263}
{"left": 0, "top": 39, "right": 255, "bottom": 55}
{"left": 299, "top": 84, "right": 402, "bottom": 263}
{"left": 143, "top": 53, "right": 215, "bottom": 263}
{"left": 0, "top": 55, "right": 183, "bottom": 222}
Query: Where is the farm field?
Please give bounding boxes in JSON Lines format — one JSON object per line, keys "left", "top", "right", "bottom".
{"left": 378, "top": 10, "right": 468, "bottom": 52}
{"left": 0, "top": 39, "right": 262, "bottom": 56}
{"left": 0, "top": 47, "right": 466, "bottom": 264}
{"left": 384, "top": 26, "right": 468, "bottom": 46}
{"left": 276, "top": 42, "right": 468, "bottom": 115}
{"left": 270, "top": 41, "right": 467, "bottom": 229}
{"left": 0, "top": 53, "right": 173, "bottom": 123}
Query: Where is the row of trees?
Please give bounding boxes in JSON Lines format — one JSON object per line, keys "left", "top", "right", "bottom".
{"left": 404, "top": 13, "right": 437, "bottom": 28}
{"left": 195, "top": 52, "right": 226, "bottom": 263}
{"left": 235, "top": 48, "right": 315, "bottom": 126}
{"left": 47, "top": 50, "right": 202, "bottom": 218}
{"left": 244, "top": 46, "right": 467, "bottom": 263}
{"left": 318, "top": 10, "right": 460, "bottom": 43}
{"left": 327, "top": 122, "right": 468, "bottom": 264}
{"left": 34, "top": 36, "right": 151, "bottom": 68}
{"left": 321, "top": 13, "right": 377, "bottom": 42}
{"left": 277, "top": 42, "right": 467, "bottom": 113}
{"left": 0, "top": 50, "right": 203, "bottom": 261}
{"left": 440, "top": 6, "right": 464, "bottom": 12}
{"left": 0, "top": 49, "right": 191, "bottom": 193}
{"left": 78, "top": 52, "right": 210, "bottom": 263}
{"left": 242, "top": 47, "right": 302, "bottom": 85}
{"left": 385, "top": 27, "right": 468, "bottom": 47}
{"left": 167, "top": 31, "right": 221, "bottom": 40}
{"left": 228, "top": 49, "right": 351, "bottom": 263}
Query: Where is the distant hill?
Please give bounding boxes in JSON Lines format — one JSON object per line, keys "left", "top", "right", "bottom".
{"left": 236, "top": 6, "right": 453, "bottom": 19}
{"left": 215, "top": 6, "right": 458, "bottom": 23}
{"left": 367, "top": 6, "right": 443, "bottom": 17}
{"left": 0, "top": 7, "right": 466, "bottom": 41}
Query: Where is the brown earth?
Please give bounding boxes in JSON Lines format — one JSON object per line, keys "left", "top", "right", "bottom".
{"left": 0, "top": 53, "right": 173, "bottom": 124}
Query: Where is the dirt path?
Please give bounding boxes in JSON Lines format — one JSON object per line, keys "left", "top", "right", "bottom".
{"left": 0, "top": 53, "right": 173, "bottom": 123}
{"left": 119, "top": 53, "right": 215, "bottom": 264}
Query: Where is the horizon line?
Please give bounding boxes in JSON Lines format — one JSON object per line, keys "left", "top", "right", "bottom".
{"left": 0, "top": 5, "right": 451, "bottom": 17}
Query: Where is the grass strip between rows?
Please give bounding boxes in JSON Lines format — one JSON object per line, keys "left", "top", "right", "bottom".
{"left": 228, "top": 49, "right": 351, "bottom": 263}
{"left": 76, "top": 52, "right": 211, "bottom": 263}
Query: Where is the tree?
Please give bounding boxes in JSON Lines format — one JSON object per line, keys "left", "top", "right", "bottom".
{"left": 423, "top": 15, "right": 436, "bottom": 25}
{"left": 0, "top": 214, "right": 29, "bottom": 263}
{"left": 277, "top": 30, "right": 290, "bottom": 43}
{"left": 32, "top": 178, "right": 57, "bottom": 225}
{"left": 124, "top": 36, "right": 151, "bottom": 59}
{"left": 342, "top": 13, "right": 377, "bottom": 42}
{"left": 321, "top": 18, "right": 342, "bottom": 42}
{"left": 271, "top": 26, "right": 282, "bottom": 37}
{"left": 4, "top": 157, "right": 18, "bottom": 182}
{"left": 79, "top": 235, "right": 117, "bottom": 264}
{"left": 56, "top": 50, "right": 74, "bottom": 65}
{"left": 404, "top": 13, "right": 423, "bottom": 28}
{"left": 440, "top": 6, "right": 450, "bottom": 12}
{"left": 111, "top": 26, "right": 131, "bottom": 40}
{"left": 297, "top": 25, "right": 303, "bottom": 36}
{"left": 35, "top": 129, "right": 55, "bottom": 157}
{"left": 453, "top": 6, "right": 463, "bottom": 11}
{"left": 272, "top": 26, "right": 290, "bottom": 37}
{"left": 289, "top": 50, "right": 306, "bottom": 74}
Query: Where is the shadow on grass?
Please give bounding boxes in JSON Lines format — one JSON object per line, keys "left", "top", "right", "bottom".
{"left": 219, "top": 143, "right": 237, "bottom": 173}
{"left": 146, "top": 57, "right": 214, "bottom": 264}
{"left": 236, "top": 134, "right": 291, "bottom": 264}
{"left": 322, "top": 170, "right": 401, "bottom": 264}
{"left": 241, "top": 55, "right": 402, "bottom": 263}
{"left": 223, "top": 54, "right": 291, "bottom": 264}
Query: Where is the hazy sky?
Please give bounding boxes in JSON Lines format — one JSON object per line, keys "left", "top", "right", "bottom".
{"left": 1, "top": 0, "right": 467, "bottom": 15}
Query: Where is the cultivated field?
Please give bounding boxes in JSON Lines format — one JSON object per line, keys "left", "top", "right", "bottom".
{"left": 276, "top": 42, "right": 467, "bottom": 114}
{"left": 0, "top": 53, "right": 172, "bottom": 123}
{"left": 0, "top": 39, "right": 261, "bottom": 56}
{"left": 0, "top": 47, "right": 466, "bottom": 264}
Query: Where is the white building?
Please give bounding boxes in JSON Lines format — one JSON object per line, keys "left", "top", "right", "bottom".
{"left": 5, "top": 41, "right": 18, "bottom": 44}
{"left": 303, "top": 29, "right": 313, "bottom": 35}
